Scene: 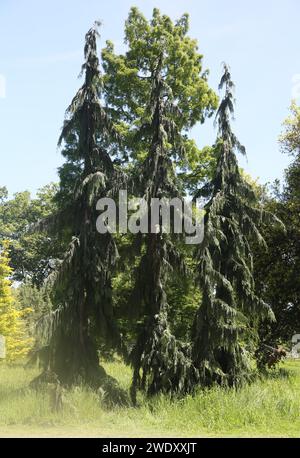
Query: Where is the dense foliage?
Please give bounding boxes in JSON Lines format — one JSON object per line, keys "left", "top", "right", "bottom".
{"left": 254, "top": 102, "right": 300, "bottom": 347}
{"left": 1, "top": 8, "right": 298, "bottom": 401}
{"left": 0, "top": 184, "right": 62, "bottom": 285}
{"left": 192, "top": 66, "right": 278, "bottom": 387}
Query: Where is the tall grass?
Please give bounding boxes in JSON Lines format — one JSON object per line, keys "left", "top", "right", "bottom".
{"left": 0, "top": 359, "right": 299, "bottom": 437}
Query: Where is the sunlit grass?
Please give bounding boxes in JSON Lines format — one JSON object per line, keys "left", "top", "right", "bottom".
{"left": 0, "top": 359, "right": 300, "bottom": 437}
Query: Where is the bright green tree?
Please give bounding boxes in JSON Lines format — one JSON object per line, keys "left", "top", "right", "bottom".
{"left": 102, "top": 8, "right": 218, "bottom": 400}
{"left": 0, "top": 240, "right": 32, "bottom": 361}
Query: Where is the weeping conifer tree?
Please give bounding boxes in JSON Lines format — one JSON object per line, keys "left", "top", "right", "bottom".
{"left": 192, "top": 64, "right": 277, "bottom": 387}
{"left": 129, "top": 58, "right": 196, "bottom": 403}
{"left": 38, "top": 23, "right": 123, "bottom": 390}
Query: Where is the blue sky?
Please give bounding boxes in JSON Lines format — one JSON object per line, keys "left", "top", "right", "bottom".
{"left": 0, "top": 0, "right": 299, "bottom": 196}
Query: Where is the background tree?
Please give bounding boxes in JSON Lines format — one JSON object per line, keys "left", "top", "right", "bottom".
{"left": 192, "top": 65, "right": 277, "bottom": 387}
{"left": 254, "top": 101, "right": 300, "bottom": 346}
{"left": 0, "top": 241, "right": 32, "bottom": 361}
{"left": 0, "top": 184, "right": 62, "bottom": 286}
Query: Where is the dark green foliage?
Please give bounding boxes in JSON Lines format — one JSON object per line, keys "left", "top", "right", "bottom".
{"left": 36, "top": 24, "right": 125, "bottom": 396}
{"left": 192, "top": 65, "right": 277, "bottom": 387}
{"left": 0, "top": 184, "right": 62, "bottom": 286}
{"left": 167, "top": 263, "right": 200, "bottom": 341}
{"left": 128, "top": 69, "right": 195, "bottom": 401}
{"left": 17, "top": 283, "right": 52, "bottom": 333}
{"left": 254, "top": 103, "right": 300, "bottom": 346}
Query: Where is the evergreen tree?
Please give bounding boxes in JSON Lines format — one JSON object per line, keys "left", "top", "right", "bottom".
{"left": 38, "top": 23, "right": 123, "bottom": 393}
{"left": 129, "top": 58, "right": 195, "bottom": 402}
{"left": 192, "top": 65, "right": 277, "bottom": 386}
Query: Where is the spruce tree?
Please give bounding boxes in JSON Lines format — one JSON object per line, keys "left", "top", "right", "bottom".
{"left": 129, "top": 59, "right": 195, "bottom": 402}
{"left": 192, "top": 65, "right": 276, "bottom": 387}
{"left": 38, "top": 24, "right": 123, "bottom": 392}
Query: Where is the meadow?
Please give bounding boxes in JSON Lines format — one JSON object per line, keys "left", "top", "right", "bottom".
{"left": 0, "top": 359, "right": 299, "bottom": 438}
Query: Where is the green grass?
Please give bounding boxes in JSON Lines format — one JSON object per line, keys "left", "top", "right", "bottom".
{"left": 0, "top": 359, "right": 300, "bottom": 437}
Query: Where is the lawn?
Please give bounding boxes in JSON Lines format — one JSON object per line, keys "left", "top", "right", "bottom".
{"left": 0, "top": 359, "right": 299, "bottom": 438}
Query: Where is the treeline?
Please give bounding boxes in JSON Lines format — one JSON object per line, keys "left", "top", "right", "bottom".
{"left": 1, "top": 8, "right": 299, "bottom": 403}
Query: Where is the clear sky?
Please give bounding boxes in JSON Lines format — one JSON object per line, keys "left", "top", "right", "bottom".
{"left": 0, "top": 0, "right": 299, "bottom": 196}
